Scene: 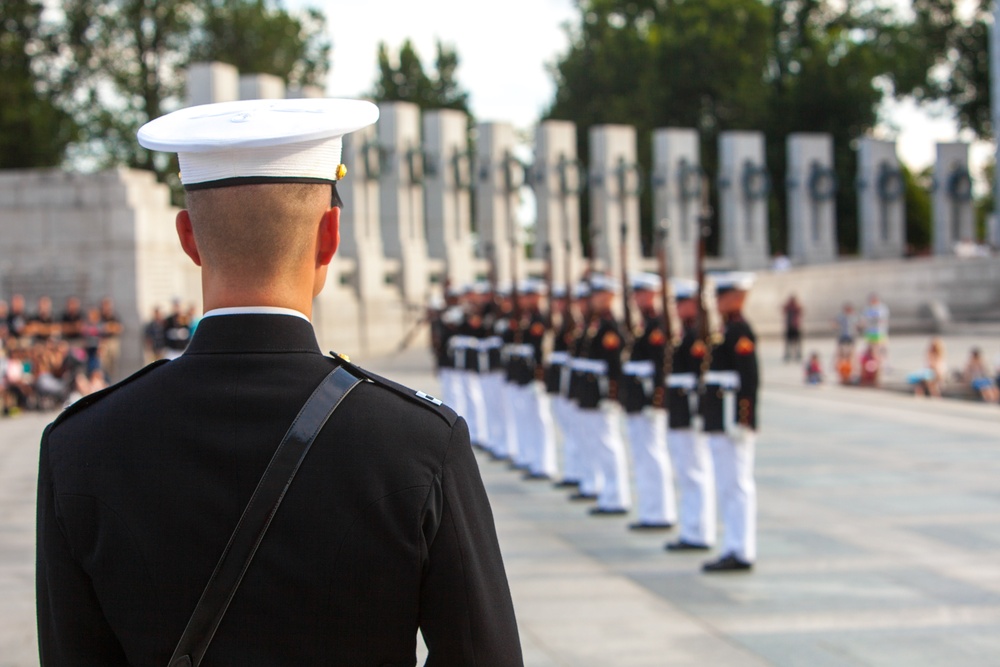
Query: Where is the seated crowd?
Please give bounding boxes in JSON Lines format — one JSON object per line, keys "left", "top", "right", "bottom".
{"left": 0, "top": 295, "right": 122, "bottom": 415}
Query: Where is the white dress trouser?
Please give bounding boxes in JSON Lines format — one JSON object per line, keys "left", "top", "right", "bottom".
{"left": 479, "top": 371, "right": 509, "bottom": 457}
{"left": 626, "top": 408, "right": 677, "bottom": 525}
{"left": 438, "top": 368, "right": 464, "bottom": 417}
{"left": 579, "top": 402, "right": 631, "bottom": 511}
{"left": 503, "top": 381, "right": 527, "bottom": 466}
{"left": 708, "top": 431, "right": 757, "bottom": 562}
{"left": 461, "top": 371, "right": 490, "bottom": 448}
{"left": 668, "top": 428, "right": 716, "bottom": 546}
{"left": 552, "top": 395, "right": 582, "bottom": 482}
{"left": 515, "top": 383, "right": 558, "bottom": 478}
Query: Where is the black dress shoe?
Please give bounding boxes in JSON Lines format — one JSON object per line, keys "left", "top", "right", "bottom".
{"left": 553, "top": 479, "right": 581, "bottom": 489}
{"left": 628, "top": 522, "right": 674, "bottom": 531}
{"left": 702, "top": 554, "right": 753, "bottom": 572}
{"left": 488, "top": 452, "right": 509, "bottom": 462}
{"left": 508, "top": 462, "right": 531, "bottom": 471}
{"left": 664, "top": 539, "right": 712, "bottom": 552}
{"left": 589, "top": 506, "right": 628, "bottom": 516}
{"left": 523, "top": 472, "right": 551, "bottom": 481}
{"left": 569, "top": 492, "right": 598, "bottom": 501}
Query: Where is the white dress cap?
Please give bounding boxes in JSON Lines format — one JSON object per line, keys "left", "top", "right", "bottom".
{"left": 630, "top": 272, "right": 661, "bottom": 292}
{"left": 137, "top": 98, "right": 379, "bottom": 187}
{"left": 712, "top": 271, "right": 756, "bottom": 293}
{"left": 670, "top": 278, "right": 698, "bottom": 300}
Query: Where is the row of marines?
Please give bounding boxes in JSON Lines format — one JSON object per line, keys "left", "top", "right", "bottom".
{"left": 430, "top": 271, "right": 759, "bottom": 572}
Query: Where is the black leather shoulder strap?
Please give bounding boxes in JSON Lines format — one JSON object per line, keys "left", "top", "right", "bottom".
{"left": 167, "top": 365, "right": 363, "bottom": 667}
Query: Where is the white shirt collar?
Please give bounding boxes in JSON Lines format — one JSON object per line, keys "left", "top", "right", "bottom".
{"left": 201, "top": 306, "right": 311, "bottom": 322}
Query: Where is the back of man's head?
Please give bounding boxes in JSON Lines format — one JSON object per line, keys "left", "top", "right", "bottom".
{"left": 185, "top": 183, "right": 330, "bottom": 283}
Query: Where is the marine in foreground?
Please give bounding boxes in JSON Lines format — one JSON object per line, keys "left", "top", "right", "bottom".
{"left": 35, "top": 98, "right": 522, "bottom": 666}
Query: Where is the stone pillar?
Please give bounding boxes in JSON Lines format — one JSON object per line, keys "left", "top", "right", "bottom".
{"left": 475, "top": 122, "right": 524, "bottom": 287}
{"left": 787, "top": 133, "right": 838, "bottom": 265}
{"left": 589, "top": 124, "right": 641, "bottom": 281}
{"left": 424, "top": 109, "right": 475, "bottom": 288}
{"left": 378, "top": 101, "right": 429, "bottom": 305}
{"left": 339, "top": 124, "right": 385, "bottom": 300}
{"left": 533, "top": 121, "right": 584, "bottom": 289}
{"left": 718, "top": 131, "right": 771, "bottom": 270}
{"left": 932, "top": 142, "right": 975, "bottom": 254}
{"left": 238, "top": 73, "right": 285, "bottom": 100}
{"left": 857, "top": 138, "right": 906, "bottom": 260}
{"left": 652, "top": 128, "right": 701, "bottom": 279}
{"left": 186, "top": 62, "right": 239, "bottom": 106}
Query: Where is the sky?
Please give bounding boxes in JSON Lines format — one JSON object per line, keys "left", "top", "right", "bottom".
{"left": 311, "top": 0, "right": 990, "bottom": 177}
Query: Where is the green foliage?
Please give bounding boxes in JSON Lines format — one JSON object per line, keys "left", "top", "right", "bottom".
{"left": 39, "top": 0, "right": 329, "bottom": 182}
{"left": 0, "top": 0, "right": 77, "bottom": 168}
{"left": 903, "top": 165, "right": 933, "bottom": 252}
{"left": 892, "top": 0, "right": 992, "bottom": 138}
{"left": 546, "top": 0, "right": 992, "bottom": 255}
{"left": 371, "top": 40, "right": 471, "bottom": 114}
{"left": 191, "top": 0, "right": 330, "bottom": 89}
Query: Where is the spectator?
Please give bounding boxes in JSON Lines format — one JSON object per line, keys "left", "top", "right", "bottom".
{"left": 963, "top": 347, "right": 998, "bottom": 403}
{"left": 163, "top": 300, "right": 191, "bottom": 359}
{"left": 834, "top": 346, "right": 855, "bottom": 385}
{"left": 99, "top": 296, "right": 123, "bottom": 380}
{"left": 804, "top": 352, "right": 823, "bottom": 385}
{"left": 61, "top": 296, "right": 84, "bottom": 343}
{"left": 28, "top": 296, "right": 56, "bottom": 343}
{"left": 858, "top": 343, "right": 881, "bottom": 387}
{"left": 80, "top": 308, "right": 105, "bottom": 375}
{"left": 144, "top": 306, "right": 167, "bottom": 362}
{"left": 909, "top": 337, "right": 947, "bottom": 397}
{"left": 834, "top": 302, "right": 859, "bottom": 354}
{"left": 861, "top": 293, "right": 890, "bottom": 359}
{"left": 782, "top": 294, "right": 803, "bottom": 362}
{"left": 8, "top": 294, "right": 29, "bottom": 341}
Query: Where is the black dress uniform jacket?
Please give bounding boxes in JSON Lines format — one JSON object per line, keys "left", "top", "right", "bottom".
{"left": 619, "top": 311, "right": 666, "bottom": 414}
{"left": 667, "top": 326, "right": 701, "bottom": 430}
{"left": 543, "top": 313, "right": 575, "bottom": 394}
{"left": 36, "top": 314, "right": 522, "bottom": 666}
{"left": 576, "top": 313, "right": 623, "bottom": 410}
{"left": 700, "top": 314, "right": 759, "bottom": 433}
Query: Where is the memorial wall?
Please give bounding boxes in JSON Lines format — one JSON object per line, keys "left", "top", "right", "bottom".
{"left": 1, "top": 60, "right": 995, "bottom": 377}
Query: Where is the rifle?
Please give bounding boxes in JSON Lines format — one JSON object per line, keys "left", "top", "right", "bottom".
{"left": 616, "top": 158, "right": 640, "bottom": 347}
{"left": 544, "top": 242, "right": 555, "bottom": 330}
{"left": 504, "top": 150, "right": 523, "bottom": 343}
{"left": 656, "top": 220, "right": 676, "bottom": 380}
{"left": 694, "top": 175, "right": 714, "bottom": 388}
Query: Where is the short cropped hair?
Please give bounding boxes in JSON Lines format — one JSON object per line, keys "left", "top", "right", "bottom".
{"left": 185, "top": 183, "right": 329, "bottom": 280}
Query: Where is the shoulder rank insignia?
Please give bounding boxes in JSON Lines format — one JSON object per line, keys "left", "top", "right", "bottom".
{"left": 649, "top": 329, "right": 666, "bottom": 346}
{"left": 691, "top": 340, "right": 707, "bottom": 359}
{"left": 735, "top": 336, "right": 755, "bottom": 355}
{"left": 602, "top": 331, "right": 621, "bottom": 350}
{"left": 415, "top": 390, "right": 443, "bottom": 406}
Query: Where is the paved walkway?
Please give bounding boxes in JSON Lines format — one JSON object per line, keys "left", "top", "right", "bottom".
{"left": 3, "top": 332, "right": 1000, "bottom": 665}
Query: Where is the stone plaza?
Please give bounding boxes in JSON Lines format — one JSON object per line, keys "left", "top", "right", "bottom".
{"left": 3, "top": 331, "right": 999, "bottom": 665}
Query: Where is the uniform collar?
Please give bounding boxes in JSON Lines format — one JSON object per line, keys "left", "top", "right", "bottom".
{"left": 202, "top": 305, "right": 310, "bottom": 321}
{"left": 184, "top": 313, "right": 322, "bottom": 355}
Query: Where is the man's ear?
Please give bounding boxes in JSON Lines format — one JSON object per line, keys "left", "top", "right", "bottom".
{"left": 175, "top": 210, "right": 202, "bottom": 267}
{"left": 317, "top": 207, "right": 340, "bottom": 267}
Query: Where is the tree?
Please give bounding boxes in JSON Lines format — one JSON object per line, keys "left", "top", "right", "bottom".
{"left": 190, "top": 0, "right": 330, "bottom": 90}
{"left": 46, "top": 0, "right": 330, "bottom": 181}
{"left": 546, "top": 0, "right": 972, "bottom": 255}
{"left": 371, "top": 40, "right": 471, "bottom": 114}
{"left": 0, "top": 0, "right": 77, "bottom": 168}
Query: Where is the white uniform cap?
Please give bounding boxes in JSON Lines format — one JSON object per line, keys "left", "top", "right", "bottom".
{"left": 671, "top": 278, "right": 698, "bottom": 300}
{"left": 470, "top": 281, "right": 493, "bottom": 295}
{"left": 137, "top": 98, "right": 379, "bottom": 188}
{"left": 630, "top": 272, "right": 662, "bottom": 292}
{"left": 712, "top": 271, "right": 756, "bottom": 293}
{"left": 573, "top": 282, "right": 591, "bottom": 299}
{"left": 551, "top": 284, "right": 568, "bottom": 299}
{"left": 517, "top": 278, "right": 546, "bottom": 295}
{"left": 589, "top": 274, "right": 619, "bottom": 294}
